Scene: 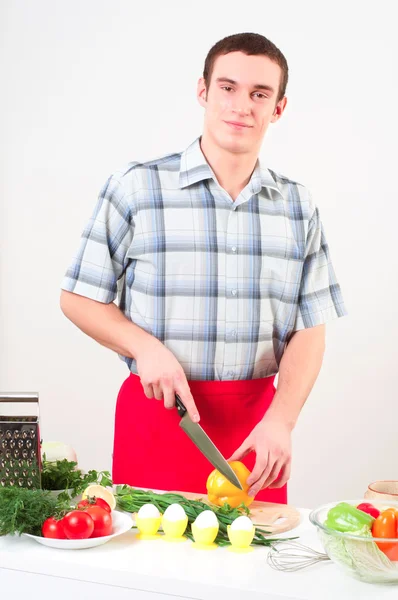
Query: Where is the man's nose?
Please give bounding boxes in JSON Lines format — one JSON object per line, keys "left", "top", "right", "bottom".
{"left": 231, "top": 103, "right": 250, "bottom": 116}
{"left": 229, "top": 90, "right": 250, "bottom": 114}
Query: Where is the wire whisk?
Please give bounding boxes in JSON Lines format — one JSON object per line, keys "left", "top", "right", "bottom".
{"left": 267, "top": 540, "right": 330, "bottom": 572}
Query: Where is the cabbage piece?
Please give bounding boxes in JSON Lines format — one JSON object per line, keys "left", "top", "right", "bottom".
{"left": 319, "top": 529, "right": 397, "bottom": 583}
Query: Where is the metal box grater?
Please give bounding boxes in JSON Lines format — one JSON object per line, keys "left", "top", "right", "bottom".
{"left": 0, "top": 393, "right": 42, "bottom": 489}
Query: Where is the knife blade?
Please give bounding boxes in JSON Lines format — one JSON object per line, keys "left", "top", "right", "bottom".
{"left": 175, "top": 393, "right": 243, "bottom": 490}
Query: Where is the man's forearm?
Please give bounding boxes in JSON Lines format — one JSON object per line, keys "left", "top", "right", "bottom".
{"left": 265, "top": 324, "right": 326, "bottom": 430}
{"left": 60, "top": 290, "right": 157, "bottom": 359}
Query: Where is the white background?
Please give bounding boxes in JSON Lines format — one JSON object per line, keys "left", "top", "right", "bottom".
{"left": 1, "top": 0, "right": 397, "bottom": 509}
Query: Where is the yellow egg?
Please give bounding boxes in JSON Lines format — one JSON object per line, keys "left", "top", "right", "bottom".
{"left": 191, "top": 522, "right": 219, "bottom": 550}
{"left": 227, "top": 524, "right": 255, "bottom": 553}
{"left": 135, "top": 515, "right": 162, "bottom": 539}
{"left": 161, "top": 516, "right": 188, "bottom": 541}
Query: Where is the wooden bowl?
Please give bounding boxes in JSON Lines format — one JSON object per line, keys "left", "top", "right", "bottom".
{"left": 365, "top": 481, "right": 398, "bottom": 502}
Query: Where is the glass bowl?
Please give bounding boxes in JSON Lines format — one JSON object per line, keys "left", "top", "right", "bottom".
{"left": 309, "top": 498, "right": 398, "bottom": 584}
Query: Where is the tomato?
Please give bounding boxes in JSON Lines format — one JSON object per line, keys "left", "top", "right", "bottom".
{"left": 77, "top": 496, "right": 111, "bottom": 513}
{"left": 42, "top": 517, "right": 67, "bottom": 539}
{"left": 63, "top": 510, "right": 94, "bottom": 540}
{"left": 85, "top": 506, "right": 112, "bottom": 538}
{"left": 372, "top": 510, "right": 397, "bottom": 554}
{"left": 356, "top": 502, "right": 380, "bottom": 519}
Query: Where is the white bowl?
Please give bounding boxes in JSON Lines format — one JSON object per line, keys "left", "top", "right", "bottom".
{"left": 365, "top": 481, "right": 398, "bottom": 503}
{"left": 22, "top": 510, "right": 132, "bottom": 550}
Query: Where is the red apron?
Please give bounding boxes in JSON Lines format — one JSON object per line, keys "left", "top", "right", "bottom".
{"left": 112, "top": 373, "right": 287, "bottom": 504}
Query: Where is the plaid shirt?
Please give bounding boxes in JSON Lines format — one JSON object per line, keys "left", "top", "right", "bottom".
{"left": 62, "top": 136, "right": 347, "bottom": 380}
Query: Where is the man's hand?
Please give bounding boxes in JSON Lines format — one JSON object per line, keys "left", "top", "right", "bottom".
{"left": 228, "top": 325, "right": 326, "bottom": 497}
{"left": 135, "top": 338, "right": 200, "bottom": 423}
{"left": 228, "top": 415, "right": 292, "bottom": 497}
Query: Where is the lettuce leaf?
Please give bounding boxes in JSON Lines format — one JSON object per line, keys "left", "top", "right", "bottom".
{"left": 320, "top": 529, "right": 397, "bottom": 583}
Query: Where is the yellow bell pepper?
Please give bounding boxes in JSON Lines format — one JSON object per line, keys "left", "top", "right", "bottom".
{"left": 206, "top": 461, "right": 254, "bottom": 508}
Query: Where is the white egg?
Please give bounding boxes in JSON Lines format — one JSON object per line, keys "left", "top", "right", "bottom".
{"left": 137, "top": 503, "right": 160, "bottom": 519}
{"left": 194, "top": 510, "right": 219, "bottom": 529}
{"left": 163, "top": 503, "right": 187, "bottom": 522}
{"left": 230, "top": 515, "right": 254, "bottom": 531}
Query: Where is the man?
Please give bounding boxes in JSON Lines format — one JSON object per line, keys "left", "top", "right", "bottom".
{"left": 60, "top": 32, "right": 346, "bottom": 503}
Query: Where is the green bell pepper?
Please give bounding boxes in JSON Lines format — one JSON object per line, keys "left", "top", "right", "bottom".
{"left": 325, "top": 502, "right": 374, "bottom": 534}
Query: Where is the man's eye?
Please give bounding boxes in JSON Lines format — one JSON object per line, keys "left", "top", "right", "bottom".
{"left": 221, "top": 87, "right": 267, "bottom": 99}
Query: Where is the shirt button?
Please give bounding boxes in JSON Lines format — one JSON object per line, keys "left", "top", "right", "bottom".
{"left": 231, "top": 246, "right": 237, "bottom": 253}
{"left": 231, "top": 329, "right": 237, "bottom": 337}
{"left": 227, "top": 370, "right": 235, "bottom": 377}
{"left": 231, "top": 289, "right": 237, "bottom": 296}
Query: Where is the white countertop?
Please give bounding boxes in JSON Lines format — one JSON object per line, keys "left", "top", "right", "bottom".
{"left": 1, "top": 508, "right": 396, "bottom": 600}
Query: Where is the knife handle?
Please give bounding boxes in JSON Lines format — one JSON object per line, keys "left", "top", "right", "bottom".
{"left": 175, "top": 394, "right": 187, "bottom": 417}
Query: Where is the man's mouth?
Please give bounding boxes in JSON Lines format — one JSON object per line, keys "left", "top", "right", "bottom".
{"left": 224, "top": 121, "right": 253, "bottom": 130}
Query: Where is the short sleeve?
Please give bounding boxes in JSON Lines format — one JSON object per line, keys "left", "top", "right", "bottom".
{"left": 61, "top": 174, "right": 134, "bottom": 304}
{"left": 293, "top": 205, "right": 347, "bottom": 331}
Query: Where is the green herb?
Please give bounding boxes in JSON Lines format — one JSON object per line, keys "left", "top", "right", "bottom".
{"left": 115, "top": 485, "right": 298, "bottom": 547}
{"left": 0, "top": 487, "right": 69, "bottom": 537}
{"left": 41, "top": 455, "right": 112, "bottom": 502}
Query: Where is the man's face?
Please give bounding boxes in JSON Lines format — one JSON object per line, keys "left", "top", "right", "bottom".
{"left": 197, "top": 51, "right": 287, "bottom": 154}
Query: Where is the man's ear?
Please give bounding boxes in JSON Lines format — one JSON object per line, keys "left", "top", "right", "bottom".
{"left": 197, "top": 77, "right": 208, "bottom": 108}
{"left": 271, "top": 96, "right": 288, "bottom": 122}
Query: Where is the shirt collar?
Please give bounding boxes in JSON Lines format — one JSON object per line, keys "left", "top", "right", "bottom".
{"left": 178, "top": 135, "right": 281, "bottom": 196}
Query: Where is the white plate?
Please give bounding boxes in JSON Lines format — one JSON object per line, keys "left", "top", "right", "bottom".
{"left": 22, "top": 510, "right": 133, "bottom": 550}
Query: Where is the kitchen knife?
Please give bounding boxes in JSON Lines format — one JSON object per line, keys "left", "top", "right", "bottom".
{"left": 175, "top": 393, "right": 243, "bottom": 490}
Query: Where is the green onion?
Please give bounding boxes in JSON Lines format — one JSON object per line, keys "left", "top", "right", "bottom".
{"left": 115, "top": 485, "right": 298, "bottom": 548}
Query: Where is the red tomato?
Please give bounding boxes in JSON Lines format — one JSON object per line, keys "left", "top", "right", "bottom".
{"left": 42, "top": 517, "right": 67, "bottom": 539}
{"left": 372, "top": 510, "right": 397, "bottom": 554}
{"left": 85, "top": 506, "right": 112, "bottom": 538}
{"left": 77, "top": 496, "right": 111, "bottom": 513}
{"left": 356, "top": 502, "right": 380, "bottom": 519}
{"left": 63, "top": 510, "right": 94, "bottom": 540}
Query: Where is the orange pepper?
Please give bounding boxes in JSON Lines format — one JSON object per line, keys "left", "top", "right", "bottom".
{"left": 384, "top": 545, "right": 398, "bottom": 562}
{"left": 206, "top": 461, "right": 254, "bottom": 508}
{"left": 372, "top": 509, "right": 397, "bottom": 555}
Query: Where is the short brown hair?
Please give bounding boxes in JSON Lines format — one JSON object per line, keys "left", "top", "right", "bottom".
{"left": 203, "top": 32, "right": 288, "bottom": 105}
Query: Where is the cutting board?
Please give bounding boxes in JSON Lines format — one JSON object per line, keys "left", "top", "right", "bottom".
{"left": 173, "top": 490, "right": 301, "bottom": 535}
